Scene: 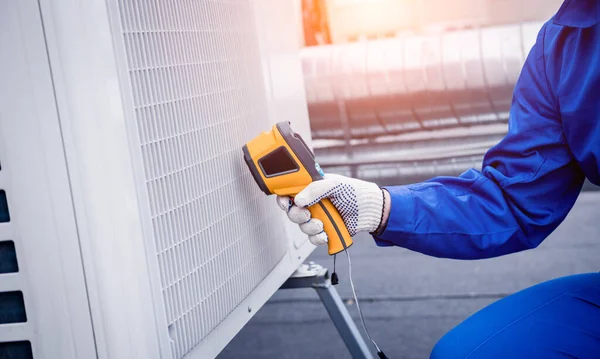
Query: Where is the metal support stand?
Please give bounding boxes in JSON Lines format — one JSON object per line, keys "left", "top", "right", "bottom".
{"left": 280, "top": 262, "right": 374, "bottom": 359}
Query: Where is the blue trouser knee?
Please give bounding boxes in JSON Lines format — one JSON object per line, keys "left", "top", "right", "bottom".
{"left": 430, "top": 272, "right": 600, "bottom": 359}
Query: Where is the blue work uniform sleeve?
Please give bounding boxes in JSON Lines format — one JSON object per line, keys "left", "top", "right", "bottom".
{"left": 373, "top": 23, "right": 586, "bottom": 259}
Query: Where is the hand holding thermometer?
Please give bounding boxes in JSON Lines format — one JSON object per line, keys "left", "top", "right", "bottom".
{"left": 242, "top": 121, "right": 353, "bottom": 255}
{"left": 242, "top": 121, "right": 389, "bottom": 358}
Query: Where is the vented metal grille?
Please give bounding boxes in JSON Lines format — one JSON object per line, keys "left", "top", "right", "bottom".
{"left": 116, "top": 1, "right": 288, "bottom": 357}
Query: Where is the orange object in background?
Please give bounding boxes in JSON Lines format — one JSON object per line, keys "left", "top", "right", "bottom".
{"left": 302, "top": 0, "right": 332, "bottom": 46}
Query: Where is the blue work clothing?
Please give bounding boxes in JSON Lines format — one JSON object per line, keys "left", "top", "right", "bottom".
{"left": 373, "top": 0, "right": 600, "bottom": 260}
{"left": 430, "top": 273, "right": 600, "bottom": 359}
{"left": 371, "top": 1, "right": 600, "bottom": 358}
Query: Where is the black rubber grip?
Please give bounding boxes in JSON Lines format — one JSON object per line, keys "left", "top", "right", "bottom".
{"left": 317, "top": 201, "right": 349, "bottom": 250}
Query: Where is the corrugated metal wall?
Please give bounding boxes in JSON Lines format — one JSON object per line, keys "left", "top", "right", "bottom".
{"left": 301, "top": 22, "right": 542, "bottom": 139}
{"left": 300, "top": 19, "right": 549, "bottom": 184}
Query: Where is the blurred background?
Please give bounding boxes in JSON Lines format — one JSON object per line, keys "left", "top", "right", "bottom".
{"left": 297, "top": 0, "right": 593, "bottom": 187}
{"left": 221, "top": 1, "right": 600, "bottom": 358}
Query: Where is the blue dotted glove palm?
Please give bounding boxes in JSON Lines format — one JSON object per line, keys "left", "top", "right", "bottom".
{"left": 277, "top": 174, "right": 385, "bottom": 246}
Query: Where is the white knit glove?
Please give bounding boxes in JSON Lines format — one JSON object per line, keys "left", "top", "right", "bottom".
{"left": 277, "top": 174, "right": 385, "bottom": 246}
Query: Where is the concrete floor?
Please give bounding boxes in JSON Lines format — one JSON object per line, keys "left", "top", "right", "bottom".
{"left": 219, "top": 191, "right": 600, "bottom": 359}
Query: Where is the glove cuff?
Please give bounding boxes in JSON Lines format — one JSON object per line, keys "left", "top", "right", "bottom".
{"left": 355, "top": 182, "right": 385, "bottom": 234}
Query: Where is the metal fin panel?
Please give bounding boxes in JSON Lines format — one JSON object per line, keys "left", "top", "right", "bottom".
{"left": 115, "top": 1, "right": 289, "bottom": 357}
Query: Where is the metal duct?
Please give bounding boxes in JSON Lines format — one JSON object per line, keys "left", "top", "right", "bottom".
{"left": 326, "top": 154, "right": 485, "bottom": 186}
{"left": 301, "top": 22, "right": 543, "bottom": 140}
{"left": 313, "top": 124, "right": 505, "bottom": 181}
{"left": 314, "top": 124, "right": 506, "bottom": 166}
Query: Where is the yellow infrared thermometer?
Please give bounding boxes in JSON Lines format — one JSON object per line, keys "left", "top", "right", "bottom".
{"left": 242, "top": 122, "right": 353, "bottom": 255}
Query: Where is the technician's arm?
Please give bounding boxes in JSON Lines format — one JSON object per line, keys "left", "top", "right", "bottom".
{"left": 372, "top": 23, "right": 585, "bottom": 259}
{"left": 283, "top": 23, "right": 586, "bottom": 259}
